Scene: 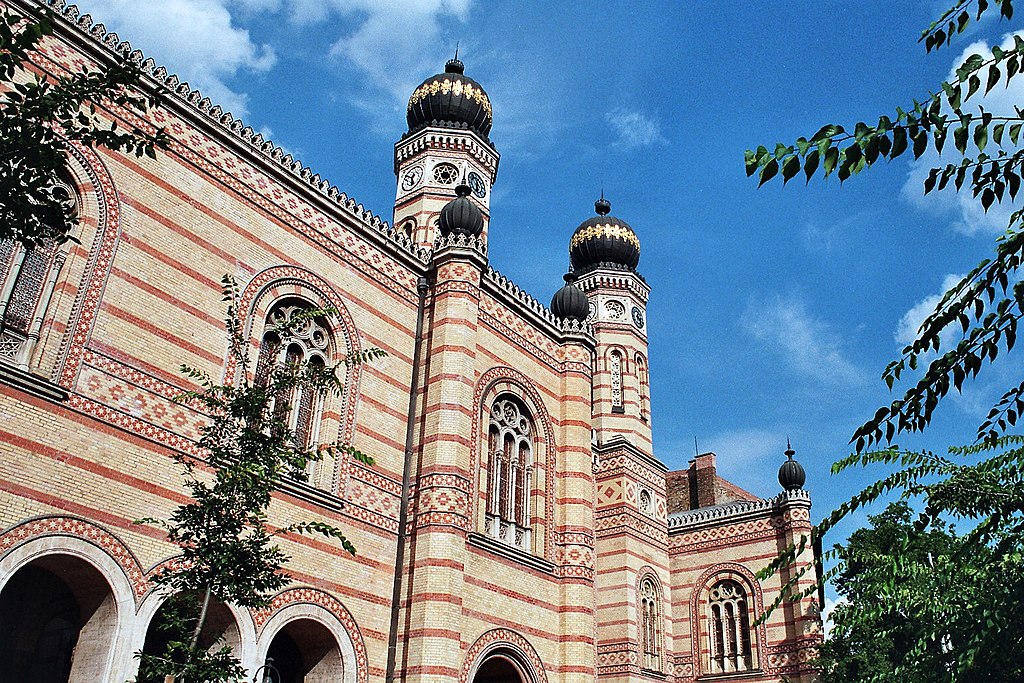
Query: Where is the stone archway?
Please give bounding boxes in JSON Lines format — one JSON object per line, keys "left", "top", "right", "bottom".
{"left": 0, "top": 553, "right": 119, "bottom": 683}
{"left": 262, "top": 617, "right": 344, "bottom": 683}
{"left": 473, "top": 655, "right": 526, "bottom": 683}
{"left": 137, "top": 593, "right": 243, "bottom": 682}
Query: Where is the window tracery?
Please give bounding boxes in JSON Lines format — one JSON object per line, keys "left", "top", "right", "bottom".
{"left": 0, "top": 180, "right": 76, "bottom": 368}
{"left": 609, "top": 350, "right": 623, "bottom": 412}
{"left": 432, "top": 162, "right": 459, "bottom": 185}
{"left": 708, "top": 579, "right": 754, "bottom": 674}
{"left": 639, "top": 577, "right": 660, "bottom": 670}
{"left": 485, "top": 396, "right": 533, "bottom": 551}
{"left": 255, "top": 302, "right": 333, "bottom": 458}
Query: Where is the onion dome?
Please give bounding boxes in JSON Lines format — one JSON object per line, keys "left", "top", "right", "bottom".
{"left": 407, "top": 57, "right": 493, "bottom": 137}
{"left": 569, "top": 197, "right": 641, "bottom": 273}
{"left": 438, "top": 184, "right": 484, "bottom": 237}
{"left": 550, "top": 273, "right": 590, "bottom": 322}
{"left": 778, "top": 440, "right": 806, "bottom": 491}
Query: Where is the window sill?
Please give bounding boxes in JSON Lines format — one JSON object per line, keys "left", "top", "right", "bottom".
{"left": 0, "top": 363, "right": 68, "bottom": 403}
{"left": 640, "top": 667, "right": 667, "bottom": 680}
{"left": 276, "top": 476, "right": 345, "bottom": 512}
{"left": 611, "top": 405, "right": 625, "bottom": 414}
{"left": 698, "top": 669, "right": 762, "bottom": 680}
{"left": 467, "top": 531, "right": 554, "bottom": 574}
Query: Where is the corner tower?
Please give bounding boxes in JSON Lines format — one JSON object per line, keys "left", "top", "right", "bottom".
{"left": 572, "top": 197, "right": 652, "bottom": 454}
{"left": 394, "top": 57, "right": 500, "bottom": 249}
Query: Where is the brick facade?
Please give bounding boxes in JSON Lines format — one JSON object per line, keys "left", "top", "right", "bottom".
{"left": 0, "top": 2, "right": 821, "bottom": 682}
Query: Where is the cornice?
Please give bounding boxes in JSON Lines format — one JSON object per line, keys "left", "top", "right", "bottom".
{"left": 394, "top": 126, "right": 500, "bottom": 182}
{"left": 576, "top": 267, "right": 651, "bottom": 302}
{"left": 593, "top": 436, "right": 667, "bottom": 474}
{"left": 30, "top": 0, "right": 432, "bottom": 275}
{"left": 667, "top": 489, "right": 811, "bottom": 532}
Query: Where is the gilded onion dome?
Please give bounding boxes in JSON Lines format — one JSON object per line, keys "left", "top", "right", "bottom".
{"left": 550, "top": 272, "right": 590, "bottom": 322}
{"left": 569, "top": 197, "right": 641, "bottom": 273}
{"left": 407, "top": 57, "right": 493, "bottom": 137}
{"left": 439, "top": 184, "right": 484, "bottom": 237}
{"left": 778, "top": 441, "right": 806, "bottom": 491}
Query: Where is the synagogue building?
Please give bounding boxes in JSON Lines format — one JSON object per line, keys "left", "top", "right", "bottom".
{"left": 0, "top": 1, "right": 822, "bottom": 681}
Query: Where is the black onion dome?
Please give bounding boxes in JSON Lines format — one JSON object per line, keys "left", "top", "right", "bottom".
{"left": 551, "top": 273, "right": 590, "bottom": 322}
{"left": 569, "top": 197, "right": 641, "bottom": 273}
{"left": 778, "top": 442, "right": 806, "bottom": 491}
{"left": 439, "top": 184, "right": 484, "bottom": 237}
{"left": 407, "top": 58, "right": 493, "bottom": 137}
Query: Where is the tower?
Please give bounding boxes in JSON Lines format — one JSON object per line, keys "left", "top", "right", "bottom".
{"left": 566, "top": 198, "right": 671, "bottom": 682}
{"left": 394, "top": 57, "right": 500, "bottom": 249}
{"left": 570, "top": 197, "right": 652, "bottom": 454}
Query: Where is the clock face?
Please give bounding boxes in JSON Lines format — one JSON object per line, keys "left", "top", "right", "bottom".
{"left": 401, "top": 166, "right": 423, "bottom": 191}
{"left": 467, "top": 171, "right": 487, "bottom": 198}
{"left": 632, "top": 306, "right": 645, "bottom": 328}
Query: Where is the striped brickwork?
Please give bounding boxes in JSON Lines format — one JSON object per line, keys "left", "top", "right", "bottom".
{"left": 0, "top": 2, "right": 820, "bottom": 682}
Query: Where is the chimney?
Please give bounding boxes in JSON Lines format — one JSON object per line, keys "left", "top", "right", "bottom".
{"left": 689, "top": 451, "right": 718, "bottom": 509}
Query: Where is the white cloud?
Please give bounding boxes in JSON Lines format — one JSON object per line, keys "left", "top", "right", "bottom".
{"left": 270, "top": 0, "right": 471, "bottom": 111}
{"left": 78, "top": 0, "right": 276, "bottom": 118}
{"left": 742, "top": 295, "right": 865, "bottom": 386}
{"left": 606, "top": 107, "right": 668, "bottom": 149}
{"left": 902, "top": 30, "right": 1024, "bottom": 236}
{"left": 895, "top": 272, "right": 965, "bottom": 346}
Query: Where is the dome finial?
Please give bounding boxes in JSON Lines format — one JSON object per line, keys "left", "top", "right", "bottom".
{"left": 551, "top": 271, "right": 589, "bottom": 322}
{"left": 778, "top": 439, "right": 805, "bottom": 491}
{"left": 445, "top": 44, "right": 464, "bottom": 74}
{"left": 595, "top": 193, "right": 611, "bottom": 216}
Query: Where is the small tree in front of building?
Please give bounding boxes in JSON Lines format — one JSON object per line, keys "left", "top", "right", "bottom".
{"left": 135, "top": 276, "right": 383, "bottom": 683}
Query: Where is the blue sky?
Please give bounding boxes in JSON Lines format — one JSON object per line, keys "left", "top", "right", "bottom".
{"left": 74, "top": 1, "right": 1024, "bottom": 601}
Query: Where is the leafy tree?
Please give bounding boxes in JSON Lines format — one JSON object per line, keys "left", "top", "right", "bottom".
{"left": 749, "top": 2, "right": 1024, "bottom": 679}
{"left": 0, "top": 8, "right": 168, "bottom": 247}
{"left": 821, "top": 502, "right": 964, "bottom": 681}
{"left": 135, "top": 276, "right": 384, "bottom": 683}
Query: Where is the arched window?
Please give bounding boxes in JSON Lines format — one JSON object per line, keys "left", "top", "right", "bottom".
{"left": 0, "top": 181, "right": 76, "bottom": 368}
{"left": 254, "top": 301, "right": 333, "bottom": 456}
{"left": 708, "top": 579, "right": 754, "bottom": 674}
{"left": 639, "top": 577, "right": 661, "bottom": 671}
{"left": 636, "top": 354, "right": 649, "bottom": 422}
{"left": 485, "top": 397, "right": 533, "bottom": 551}
{"left": 609, "top": 350, "right": 624, "bottom": 413}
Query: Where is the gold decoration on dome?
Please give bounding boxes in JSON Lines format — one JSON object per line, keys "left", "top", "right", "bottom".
{"left": 570, "top": 223, "right": 641, "bottom": 251}
{"left": 407, "top": 78, "right": 493, "bottom": 119}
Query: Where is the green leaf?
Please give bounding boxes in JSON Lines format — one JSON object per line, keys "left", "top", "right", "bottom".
{"left": 987, "top": 65, "right": 1002, "bottom": 94}
{"left": 892, "top": 127, "right": 908, "bottom": 158}
{"left": 823, "top": 146, "right": 839, "bottom": 175}
{"left": 781, "top": 155, "right": 800, "bottom": 184}
{"left": 975, "top": 123, "right": 989, "bottom": 152}
{"left": 803, "top": 149, "right": 820, "bottom": 181}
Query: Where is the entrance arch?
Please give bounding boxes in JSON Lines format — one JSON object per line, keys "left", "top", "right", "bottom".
{"left": 461, "top": 629, "right": 547, "bottom": 683}
{"left": 0, "top": 553, "right": 119, "bottom": 683}
{"left": 262, "top": 617, "right": 344, "bottom": 683}
{"left": 137, "top": 592, "right": 243, "bottom": 681}
{"left": 473, "top": 655, "right": 526, "bottom": 683}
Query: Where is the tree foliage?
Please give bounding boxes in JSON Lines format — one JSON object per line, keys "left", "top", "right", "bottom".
{"left": 820, "top": 501, "right": 1024, "bottom": 682}
{"left": 0, "top": 8, "right": 169, "bottom": 247}
{"left": 135, "top": 276, "right": 384, "bottom": 683}
{"left": 749, "top": 2, "right": 1024, "bottom": 680}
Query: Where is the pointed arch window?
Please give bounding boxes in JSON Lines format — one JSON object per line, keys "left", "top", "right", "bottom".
{"left": 485, "top": 396, "right": 533, "bottom": 551}
{"left": 609, "top": 350, "right": 624, "bottom": 413}
{"left": 708, "top": 579, "right": 754, "bottom": 674}
{"left": 254, "top": 302, "right": 333, "bottom": 456}
{"left": 639, "top": 577, "right": 661, "bottom": 670}
{"left": 0, "top": 181, "right": 76, "bottom": 368}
